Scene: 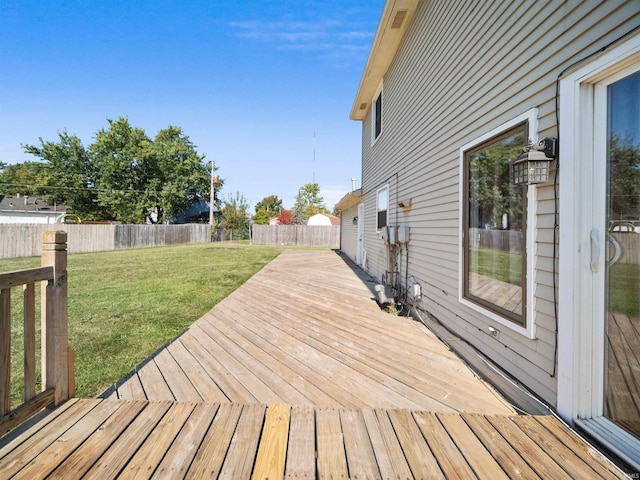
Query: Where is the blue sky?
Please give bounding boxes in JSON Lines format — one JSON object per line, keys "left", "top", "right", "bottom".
{"left": 0, "top": 0, "right": 384, "bottom": 211}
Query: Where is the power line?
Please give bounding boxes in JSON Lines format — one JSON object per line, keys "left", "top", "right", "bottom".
{"left": 0, "top": 183, "right": 205, "bottom": 195}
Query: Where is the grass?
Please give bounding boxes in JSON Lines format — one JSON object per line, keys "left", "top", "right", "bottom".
{"left": 608, "top": 263, "right": 640, "bottom": 317}
{"left": 469, "top": 246, "right": 522, "bottom": 287}
{"left": 2, "top": 242, "right": 283, "bottom": 405}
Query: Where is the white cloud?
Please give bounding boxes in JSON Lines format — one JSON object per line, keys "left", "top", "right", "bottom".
{"left": 229, "top": 17, "right": 374, "bottom": 62}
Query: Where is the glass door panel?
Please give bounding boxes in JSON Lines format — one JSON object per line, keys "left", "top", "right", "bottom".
{"left": 604, "top": 70, "right": 640, "bottom": 439}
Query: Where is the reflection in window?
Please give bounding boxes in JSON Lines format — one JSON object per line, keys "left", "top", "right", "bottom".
{"left": 464, "top": 123, "right": 528, "bottom": 325}
{"left": 377, "top": 186, "right": 388, "bottom": 230}
{"left": 604, "top": 69, "right": 640, "bottom": 439}
{"left": 374, "top": 91, "right": 383, "bottom": 140}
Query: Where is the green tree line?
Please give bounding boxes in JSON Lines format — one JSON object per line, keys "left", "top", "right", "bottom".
{"left": 0, "top": 117, "right": 219, "bottom": 224}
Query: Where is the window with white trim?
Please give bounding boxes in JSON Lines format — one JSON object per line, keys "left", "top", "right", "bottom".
{"left": 376, "top": 185, "right": 388, "bottom": 231}
{"left": 459, "top": 109, "right": 539, "bottom": 337}
{"left": 463, "top": 122, "right": 528, "bottom": 326}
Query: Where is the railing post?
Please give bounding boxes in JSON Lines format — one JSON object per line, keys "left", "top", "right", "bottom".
{"left": 0, "top": 287, "right": 10, "bottom": 415}
{"left": 41, "top": 231, "right": 69, "bottom": 405}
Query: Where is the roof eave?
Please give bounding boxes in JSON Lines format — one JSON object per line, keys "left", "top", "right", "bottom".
{"left": 350, "top": 0, "right": 420, "bottom": 121}
{"left": 334, "top": 188, "right": 362, "bottom": 212}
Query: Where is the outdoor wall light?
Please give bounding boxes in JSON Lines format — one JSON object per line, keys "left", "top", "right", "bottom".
{"left": 512, "top": 137, "right": 558, "bottom": 186}
{"left": 353, "top": 216, "right": 358, "bottom": 225}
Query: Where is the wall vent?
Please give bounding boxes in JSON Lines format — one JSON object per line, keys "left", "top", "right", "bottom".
{"left": 391, "top": 10, "right": 407, "bottom": 29}
{"left": 359, "top": 102, "right": 368, "bottom": 110}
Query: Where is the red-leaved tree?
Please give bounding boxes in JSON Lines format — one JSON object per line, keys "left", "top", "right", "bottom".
{"left": 276, "top": 209, "right": 295, "bottom": 225}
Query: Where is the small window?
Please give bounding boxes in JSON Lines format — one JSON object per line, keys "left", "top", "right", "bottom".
{"left": 463, "top": 122, "right": 528, "bottom": 326}
{"left": 377, "top": 185, "right": 388, "bottom": 230}
{"left": 372, "top": 82, "right": 383, "bottom": 143}
{"left": 374, "top": 92, "right": 382, "bottom": 139}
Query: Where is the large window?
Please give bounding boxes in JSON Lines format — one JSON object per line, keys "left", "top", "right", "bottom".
{"left": 463, "top": 122, "right": 528, "bottom": 326}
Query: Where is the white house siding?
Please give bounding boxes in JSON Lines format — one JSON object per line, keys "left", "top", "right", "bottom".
{"left": 358, "top": 0, "right": 640, "bottom": 406}
{"left": 339, "top": 202, "right": 360, "bottom": 263}
{"left": 0, "top": 212, "right": 61, "bottom": 224}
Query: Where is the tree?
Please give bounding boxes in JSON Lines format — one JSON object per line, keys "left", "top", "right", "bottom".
{"left": 608, "top": 133, "right": 640, "bottom": 221}
{"left": 292, "top": 183, "right": 327, "bottom": 224}
{"left": 252, "top": 208, "right": 271, "bottom": 225}
{"left": 23, "top": 131, "right": 99, "bottom": 218}
{"left": 252, "top": 195, "right": 282, "bottom": 224}
{"left": 147, "top": 125, "right": 211, "bottom": 224}
{"left": 90, "top": 118, "right": 154, "bottom": 222}
{"left": 468, "top": 133, "right": 524, "bottom": 230}
{"left": 220, "top": 192, "right": 250, "bottom": 238}
{"left": 0, "top": 161, "right": 48, "bottom": 197}
{"left": 254, "top": 195, "right": 283, "bottom": 216}
{"left": 22, "top": 117, "right": 216, "bottom": 223}
{"left": 276, "top": 209, "right": 295, "bottom": 225}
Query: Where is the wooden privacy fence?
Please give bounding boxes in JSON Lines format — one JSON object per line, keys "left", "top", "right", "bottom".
{"left": 0, "top": 224, "right": 209, "bottom": 259}
{"left": 469, "top": 228, "right": 523, "bottom": 254}
{"left": 0, "top": 231, "right": 73, "bottom": 436}
{"left": 609, "top": 232, "right": 640, "bottom": 265}
{"left": 252, "top": 225, "right": 340, "bottom": 248}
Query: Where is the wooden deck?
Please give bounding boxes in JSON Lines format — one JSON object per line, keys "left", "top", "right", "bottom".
{"left": 105, "top": 250, "right": 517, "bottom": 413}
{"left": 0, "top": 250, "right": 629, "bottom": 478}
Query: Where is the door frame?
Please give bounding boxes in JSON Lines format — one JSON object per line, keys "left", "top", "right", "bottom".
{"left": 357, "top": 202, "right": 365, "bottom": 267}
{"left": 558, "top": 31, "right": 640, "bottom": 467}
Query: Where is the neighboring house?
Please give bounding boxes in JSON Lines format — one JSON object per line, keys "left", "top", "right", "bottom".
{"left": 0, "top": 195, "right": 66, "bottom": 224}
{"left": 170, "top": 199, "right": 214, "bottom": 224}
{"left": 307, "top": 213, "right": 340, "bottom": 226}
{"left": 350, "top": 0, "right": 640, "bottom": 467}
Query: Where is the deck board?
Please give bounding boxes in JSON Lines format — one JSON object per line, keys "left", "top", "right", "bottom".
{"left": 315, "top": 407, "right": 349, "bottom": 479}
{"left": 82, "top": 401, "right": 172, "bottom": 480}
{"left": 151, "top": 349, "right": 202, "bottom": 402}
{"left": 218, "top": 403, "right": 266, "bottom": 480}
{"left": 251, "top": 403, "right": 290, "bottom": 480}
{"left": 118, "top": 402, "right": 196, "bottom": 480}
{"left": 166, "top": 339, "right": 229, "bottom": 403}
{"left": 151, "top": 403, "right": 219, "bottom": 479}
{"left": 461, "top": 413, "right": 541, "bottom": 479}
{"left": 284, "top": 405, "right": 316, "bottom": 479}
{"left": 186, "top": 402, "right": 244, "bottom": 479}
{"left": 340, "top": 409, "right": 381, "bottom": 480}
{"left": 412, "top": 411, "right": 477, "bottom": 479}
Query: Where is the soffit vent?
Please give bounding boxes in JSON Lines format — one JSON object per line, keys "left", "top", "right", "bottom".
{"left": 360, "top": 102, "right": 368, "bottom": 110}
{"left": 390, "top": 10, "right": 407, "bottom": 29}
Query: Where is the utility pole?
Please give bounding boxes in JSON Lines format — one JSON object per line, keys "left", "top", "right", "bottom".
{"left": 209, "top": 160, "right": 215, "bottom": 226}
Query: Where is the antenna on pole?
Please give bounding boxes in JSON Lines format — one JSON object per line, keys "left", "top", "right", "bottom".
{"left": 313, "top": 131, "right": 316, "bottom": 184}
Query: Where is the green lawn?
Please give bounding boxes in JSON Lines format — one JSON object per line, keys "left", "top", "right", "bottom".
{"left": 2, "top": 242, "right": 283, "bottom": 405}
{"left": 469, "top": 246, "right": 522, "bottom": 287}
{"left": 608, "top": 263, "right": 640, "bottom": 317}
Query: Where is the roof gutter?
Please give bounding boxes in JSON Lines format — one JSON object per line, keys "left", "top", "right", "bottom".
{"left": 350, "top": 0, "right": 419, "bottom": 121}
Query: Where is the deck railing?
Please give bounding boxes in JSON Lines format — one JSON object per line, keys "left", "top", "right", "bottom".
{"left": 0, "top": 231, "right": 73, "bottom": 435}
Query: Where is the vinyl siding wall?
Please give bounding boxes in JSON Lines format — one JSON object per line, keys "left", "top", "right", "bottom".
{"left": 339, "top": 202, "right": 360, "bottom": 263}
{"left": 358, "top": 0, "right": 640, "bottom": 406}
